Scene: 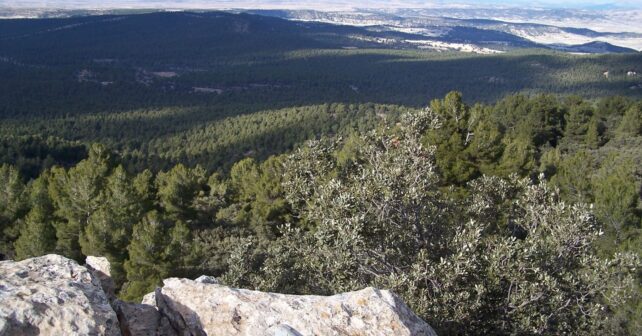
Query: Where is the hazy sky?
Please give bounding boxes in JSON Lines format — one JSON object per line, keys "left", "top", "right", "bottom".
{"left": 2, "top": 1, "right": 642, "bottom": 10}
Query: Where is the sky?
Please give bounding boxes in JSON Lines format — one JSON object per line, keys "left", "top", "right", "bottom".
{"left": 2, "top": 1, "right": 642, "bottom": 10}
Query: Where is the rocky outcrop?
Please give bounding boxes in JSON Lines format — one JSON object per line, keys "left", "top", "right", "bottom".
{"left": 113, "top": 299, "right": 176, "bottom": 336}
{"left": 1, "top": 255, "right": 437, "bottom": 336}
{"left": 141, "top": 277, "right": 437, "bottom": 336}
{"left": 0, "top": 254, "right": 120, "bottom": 336}
{"left": 86, "top": 256, "right": 116, "bottom": 301}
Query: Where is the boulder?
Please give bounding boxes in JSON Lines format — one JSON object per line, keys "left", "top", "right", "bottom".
{"left": 146, "top": 277, "right": 437, "bottom": 336}
{"left": 86, "top": 256, "right": 116, "bottom": 301}
{"left": 0, "top": 254, "right": 437, "bottom": 336}
{"left": 0, "top": 254, "right": 120, "bottom": 336}
{"left": 113, "top": 299, "right": 177, "bottom": 336}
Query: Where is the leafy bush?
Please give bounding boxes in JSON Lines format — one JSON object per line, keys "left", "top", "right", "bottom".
{"left": 223, "top": 108, "right": 639, "bottom": 335}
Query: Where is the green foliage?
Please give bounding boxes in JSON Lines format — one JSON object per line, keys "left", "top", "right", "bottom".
{"left": 469, "top": 113, "right": 505, "bottom": 174}
{"left": 0, "top": 136, "right": 86, "bottom": 179}
{"left": 564, "top": 101, "right": 594, "bottom": 141}
{"left": 220, "top": 237, "right": 262, "bottom": 289}
{"left": 156, "top": 164, "right": 207, "bottom": 221}
{"left": 80, "top": 166, "right": 144, "bottom": 287}
{"left": 49, "top": 144, "right": 112, "bottom": 261}
{"left": 228, "top": 156, "right": 291, "bottom": 239}
{"left": 121, "top": 211, "right": 191, "bottom": 301}
{"left": 14, "top": 174, "right": 56, "bottom": 260}
{"left": 585, "top": 116, "right": 603, "bottom": 149}
{"left": 592, "top": 160, "right": 639, "bottom": 237}
{"left": 616, "top": 104, "right": 642, "bottom": 137}
{"left": 1, "top": 92, "right": 639, "bottom": 333}
{"left": 223, "top": 110, "right": 638, "bottom": 334}
{"left": 0, "top": 164, "right": 28, "bottom": 259}
{"left": 550, "top": 150, "right": 595, "bottom": 203}
{"left": 496, "top": 135, "right": 537, "bottom": 177}
{"left": 423, "top": 92, "right": 479, "bottom": 184}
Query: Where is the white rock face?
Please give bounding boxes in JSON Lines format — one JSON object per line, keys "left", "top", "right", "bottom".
{"left": 0, "top": 254, "right": 437, "bottom": 336}
{"left": 0, "top": 254, "right": 120, "bottom": 336}
{"left": 86, "top": 255, "right": 116, "bottom": 300}
{"left": 148, "top": 277, "right": 437, "bottom": 336}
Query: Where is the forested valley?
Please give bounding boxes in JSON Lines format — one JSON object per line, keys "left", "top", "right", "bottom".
{"left": 1, "top": 92, "right": 640, "bottom": 334}
{"left": 0, "top": 10, "right": 641, "bottom": 335}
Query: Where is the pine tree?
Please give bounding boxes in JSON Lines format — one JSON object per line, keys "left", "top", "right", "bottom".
{"left": 156, "top": 164, "right": 207, "bottom": 221}
{"left": 550, "top": 150, "right": 594, "bottom": 204}
{"left": 616, "top": 104, "right": 642, "bottom": 137}
{"left": 49, "top": 144, "right": 112, "bottom": 261}
{"left": 250, "top": 156, "right": 291, "bottom": 238}
{"left": 585, "top": 117, "right": 602, "bottom": 149}
{"left": 14, "top": 174, "right": 56, "bottom": 260}
{"left": 496, "top": 135, "right": 536, "bottom": 177}
{"left": 468, "top": 118, "right": 504, "bottom": 175}
{"left": 121, "top": 211, "right": 191, "bottom": 301}
{"left": 133, "top": 169, "right": 155, "bottom": 212}
{"left": 529, "top": 94, "right": 564, "bottom": 146}
{"left": 538, "top": 147, "right": 562, "bottom": 177}
{"left": 564, "top": 102, "right": 593, "bottom": 141}
{"left": 0, "top": 164, "right": 28, "bottom": 259}
{"left": 423, "top": 91, "right": 478, "bottom": 184}
{"left": 229, "top": 158, "right": 260, "bottom": 203}
{"left": 80, "top": 166, "right": 144, "bottom": 287}
{"left": 592, "top": 160, "right": 638, "bottom": 237}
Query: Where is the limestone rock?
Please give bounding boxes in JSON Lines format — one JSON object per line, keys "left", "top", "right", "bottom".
{"left": 148, "top": 277, "right": 437, "bottom": 336}
{"left": 113, "top": 300, "right": 177, "bottom": 336}
{"left": 0, "top": 254, "right": 120, "bottom": 336}
{"left": 194, "top": 275, "right": 218, "bottom": 285}
{"left": 86, "top": 256, "right": 112, "bottom": 278}
{"left": 86, "top": 256, "right": 116, "bottom": 301}
{"left": 0, "top": 254, "right": 437, "bottom": 336}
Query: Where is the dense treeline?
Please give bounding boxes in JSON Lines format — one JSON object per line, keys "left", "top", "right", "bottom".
{"left": 1, "top": 92, "right": 640, "bottom": 334}
{"left": 0, "top": 103, "right": 408, "bottom": 175}
{"left": 0, "top": 136, "right": 87, "bottom": 179}
{"left": 2, "top": 49, "right": 640, "bottom": 119}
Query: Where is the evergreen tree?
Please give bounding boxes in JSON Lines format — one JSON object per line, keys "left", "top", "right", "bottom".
{"left": 80, "top": 166, "right": 143, "bottom": 287}
{"left": 423, "top": 91, "right": 479, "bottom": 184}
{"left": 528, "top": 94, "right": 564, "bottom": 146}
{"left": 592, "top": 160, "right": 639, "bottom": 237}
{"left": 585, "top": 117, "right": 602, "bottom": 149}
{"left": 156, "top": 164, "right": 207, "bottom": 221}
{"left": 226, "top": 156, "right": 291, "bottom": 238}
{"left": 229, "top": 158, "right": 261, "bottom": 203}
{"left": 14, "top": 174, "right": 56, "bottom": 260}
{"left": 0, "top": 164, "right": 27, "bottom": 259}
{"left": 564, "top": 102, "right": 594, "bottom": 141}
{"left": 468, "top": 116, "right": 504, "bottom": 175}
{"left": 133, "top": 169, "right": 155, "bottom": 213}
{"left": 49, "top": 144, "right": 112, "bottom": 261}
{"left": 550, "top": 150, "right": 594, "bottom": 204}
{"left": 616, "top": 104, "right": 642, "bottom": 137}
{"left": 250, "top": 156, "right": 291, "bottom": 238}
{"left": 539, "top": 147, "right": 562, "bottom": 178}
{"left": 496, "top": 135, "right": 536, "bottom": 177}
{"left": 121, "top": 211, "right": 191, "bottom": 301}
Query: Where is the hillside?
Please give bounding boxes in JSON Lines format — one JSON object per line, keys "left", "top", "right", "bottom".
{"left": 0, "top": 11, "right": 641, "bottom": 174}
{"left": 0, "top": 9, "right": 641, "bottom": 335}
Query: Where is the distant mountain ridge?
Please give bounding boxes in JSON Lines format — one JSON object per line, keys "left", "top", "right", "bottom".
{"left": 0, "top": 6, "right": 639, "bottom": 53}
{"left": 549, "top": 41, "right": 638, "bottom": 53}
